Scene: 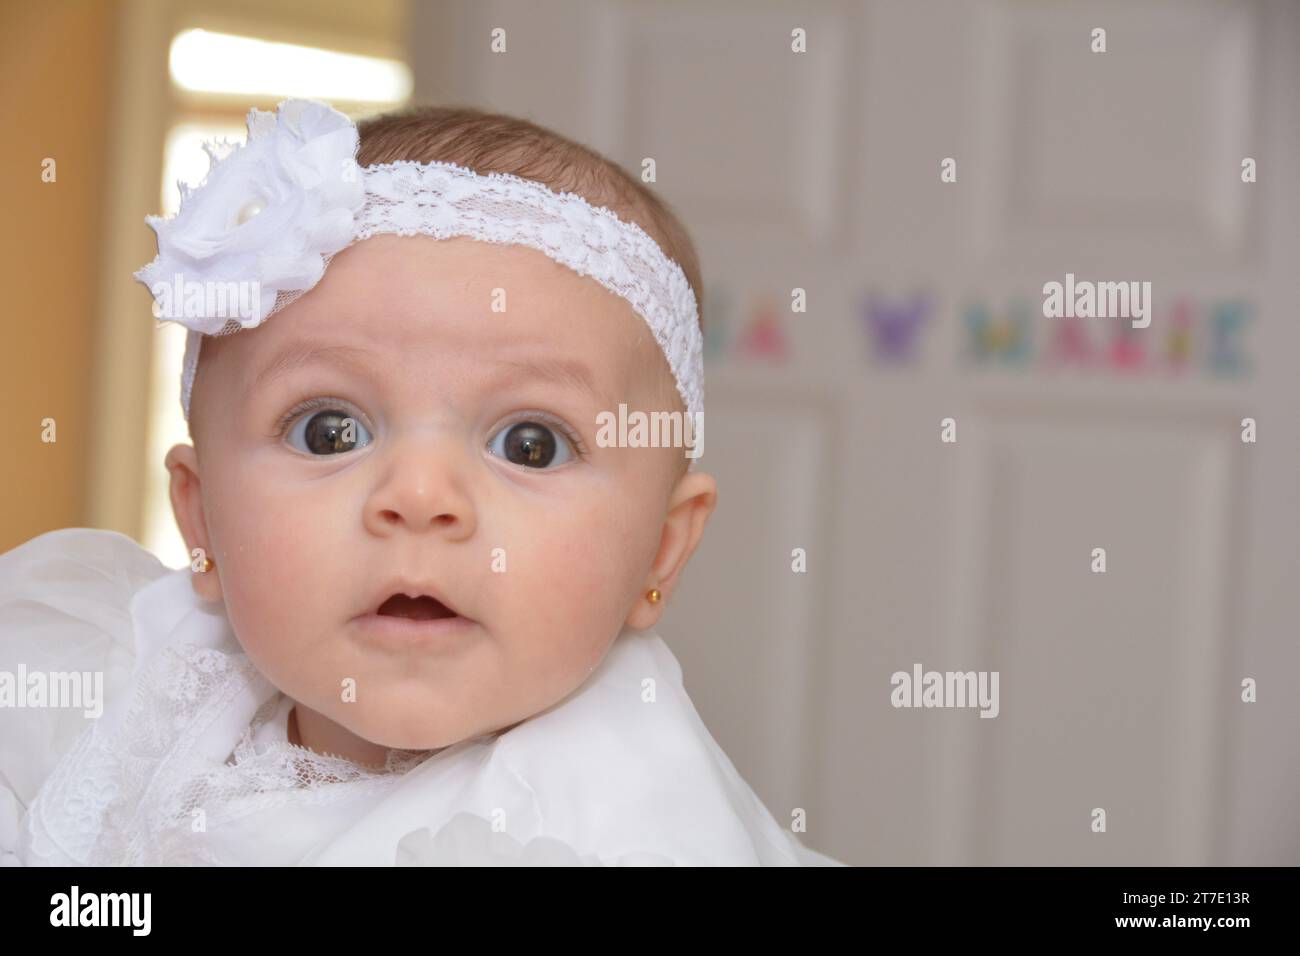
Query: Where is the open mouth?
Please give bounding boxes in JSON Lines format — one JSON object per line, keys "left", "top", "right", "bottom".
{"left": 375, "top": 593, "right": 458, "bottom": 621}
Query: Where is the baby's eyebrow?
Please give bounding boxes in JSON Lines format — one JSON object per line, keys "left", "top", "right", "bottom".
{"left": 249, "top": 341, "right": 608, "bottom": 406}
{"left": 250, "top": 342, "right": 383, "bottom": 392}
{"left": 486, "top": 357, "right": 606, "bottom": 406}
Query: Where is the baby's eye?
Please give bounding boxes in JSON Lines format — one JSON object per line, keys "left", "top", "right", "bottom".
{"left": 285, "top": 407, "right": 373, "bottom": 456}
{"left": 487, "top": 419, "right": 577, "bottom": 469}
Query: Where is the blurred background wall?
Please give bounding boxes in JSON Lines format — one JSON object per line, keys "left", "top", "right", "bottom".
{"left": 0, "top": 1, "right": 116, "bottom": 547}
{"left": 2, "top": 0, "right": 1297, "bottom": 866}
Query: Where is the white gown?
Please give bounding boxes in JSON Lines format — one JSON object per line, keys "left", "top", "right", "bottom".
{"left": 0, "top": 528, "right": 841, "bottom": 866}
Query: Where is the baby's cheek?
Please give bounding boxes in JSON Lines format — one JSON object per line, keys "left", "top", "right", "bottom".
{"left": 537, "top": 510, "right": 644, "bottom": 655}
{"left": 210, "top": 489, "right": 335, "bottom": 661}
{"left": 484, "top": 522, "right": 595, "bottom": 680}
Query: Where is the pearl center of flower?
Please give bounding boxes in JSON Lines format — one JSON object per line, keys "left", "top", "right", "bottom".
{"left": 235, "top": 197, "right": 266, "bottom": 226}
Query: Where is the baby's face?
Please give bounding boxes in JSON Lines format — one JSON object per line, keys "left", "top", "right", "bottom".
{"left": 172, "top": 234, "right": 710, "bottom": 752}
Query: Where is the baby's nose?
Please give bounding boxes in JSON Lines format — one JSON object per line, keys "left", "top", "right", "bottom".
{"left": 361, "top": 436, "right": 476, "bottom": 539}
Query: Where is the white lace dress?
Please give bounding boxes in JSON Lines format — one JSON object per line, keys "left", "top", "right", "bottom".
{"left": 0, "top": 528, "right": 841, "bottom": 866}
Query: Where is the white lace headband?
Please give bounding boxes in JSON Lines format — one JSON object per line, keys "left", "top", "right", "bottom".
{"left": 134, "top": 99, "right": 704, "bottom": 434}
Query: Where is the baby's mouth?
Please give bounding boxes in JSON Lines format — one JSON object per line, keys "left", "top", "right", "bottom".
{"left": 375, "top": 593, "right": 458, "bottom": 621}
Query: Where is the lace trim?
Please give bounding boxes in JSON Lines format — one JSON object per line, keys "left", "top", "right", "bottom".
{"left": 24, "top": 641, "right": 431, "bottom": 865}
{"left": 215, "top": 694, "right": 429, "bottom": 795}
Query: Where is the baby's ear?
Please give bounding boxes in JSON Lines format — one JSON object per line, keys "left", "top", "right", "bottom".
{"left": 164, "top": 443, "right": 222, "bottom": 603}
{"left": 624, "top": 469, "right": 717, "bottom": 631}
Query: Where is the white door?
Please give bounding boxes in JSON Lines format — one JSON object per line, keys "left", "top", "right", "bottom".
{"left": 412, "top": 0, "right": 1300, "bottom": 865}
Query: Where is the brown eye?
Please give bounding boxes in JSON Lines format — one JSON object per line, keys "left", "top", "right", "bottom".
{"left": 488, "top": 420, "right": 575, "bottom": 469}
{"left": 287, "top": 409, "right": 372, "bottom": 455}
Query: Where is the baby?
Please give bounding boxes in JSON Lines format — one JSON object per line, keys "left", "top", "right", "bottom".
{"left": 0, "top": 99, "right": 839, "bottom": 866}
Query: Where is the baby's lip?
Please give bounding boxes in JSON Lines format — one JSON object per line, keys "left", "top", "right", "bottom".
{"left": 361, "top": 578, "right": 470, "bottom": 622}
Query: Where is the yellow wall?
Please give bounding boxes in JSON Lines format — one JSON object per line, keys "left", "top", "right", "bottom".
{"left": 0, "top": 0, "right": 116, "bottom": 551}
{"left": 0, "top": 0, "right": 408, "bottom": 554}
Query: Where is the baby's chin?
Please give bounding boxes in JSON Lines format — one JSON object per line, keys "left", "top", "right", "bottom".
{"left": 329, "top": 698, "right": 517, "bottom": 753}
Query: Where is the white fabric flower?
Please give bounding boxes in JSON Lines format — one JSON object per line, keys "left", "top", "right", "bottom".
{"left": 134, "top": 98, "right": 365, "bottom": 334}
{"left": 396, "top": 813, "right": 601, "bottom": 867}
{"left": 395, "top": 812, "right": 675, "bottom": 867}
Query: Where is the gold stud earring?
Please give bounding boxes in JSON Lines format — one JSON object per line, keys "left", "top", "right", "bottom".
{"left": 647, "top": 588, "right": 661, "bottom": 604}
{"left": 199, "top": 556, "right": 214, "bottom": 573}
